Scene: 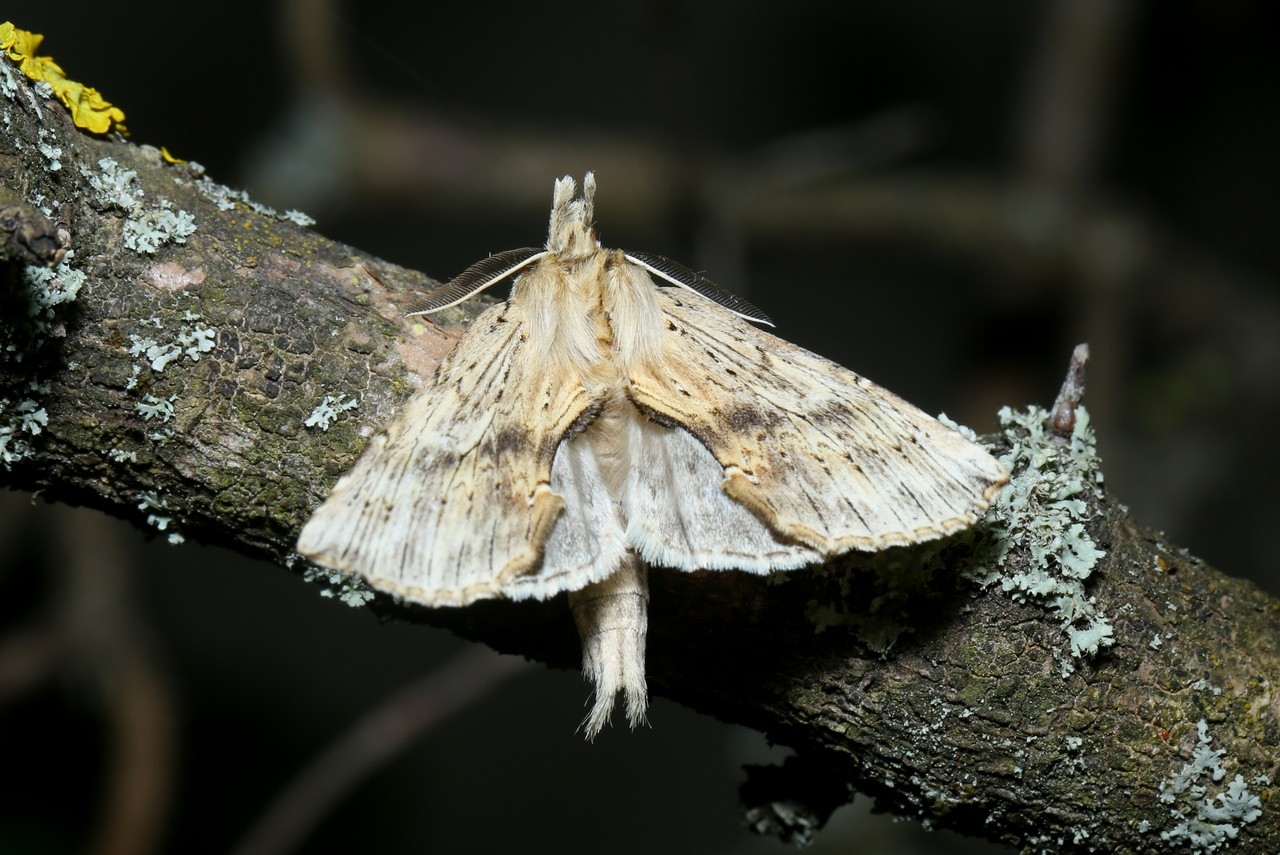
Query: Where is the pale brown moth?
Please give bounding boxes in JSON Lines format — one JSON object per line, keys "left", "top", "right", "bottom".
{"left": 297, "top": 174, "right": 1009, "bottom": 737}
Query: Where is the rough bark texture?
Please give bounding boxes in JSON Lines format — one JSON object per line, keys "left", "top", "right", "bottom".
{"left": 2, "top": 64, "right": 1277, "bottom": 854}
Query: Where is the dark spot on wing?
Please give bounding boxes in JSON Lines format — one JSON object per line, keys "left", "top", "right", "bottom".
{"left": 717, "top": 404, "right": 785, "bottom": 433}
{"left": 487, "top": 427, "right": 532, "bottom": 457}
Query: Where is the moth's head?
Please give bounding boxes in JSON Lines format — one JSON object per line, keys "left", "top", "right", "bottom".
{"left": 547, "top": 173, "right": 599, "bottom": 260}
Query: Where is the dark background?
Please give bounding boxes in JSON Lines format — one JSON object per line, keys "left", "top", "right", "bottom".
{"left": 4, "top": 2, "right": 1279, "bottom": 853}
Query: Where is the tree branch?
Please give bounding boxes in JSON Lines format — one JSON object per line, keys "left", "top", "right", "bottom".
{"left": 2, "top": 65, "right": 1277, "bottom": 853}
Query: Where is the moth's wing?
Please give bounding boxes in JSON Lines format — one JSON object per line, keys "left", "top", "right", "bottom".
{"left": 297, "top": 300, "right": 599, "bottom": 605}
{"left": 622, "top": 416, "right": 822, "bottom": 572}
{"left": 501, "top": 437, "right": 629, "bottom": 600}
{"left": 625, "top": 288, "right": 1009, "bottom": 554}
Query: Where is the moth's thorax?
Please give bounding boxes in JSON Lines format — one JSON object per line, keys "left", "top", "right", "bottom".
{"left": 557, "top": 245, "right": 609, "bottom": 287}
{"left": 513, "top": 250, "right": 612, "bottom": 380}
{"left": 602, "top": 251, "right": 666, "bottom": 376}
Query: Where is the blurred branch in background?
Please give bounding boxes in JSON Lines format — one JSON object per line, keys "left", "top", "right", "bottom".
{"left": 1015, "top": 0, "right": 1137, "bottom": 187}
{"left": 229, "top": 647, "right": 528, "bottom": 855}
{"left": 0, "top": 497, "right": 176, "bottom": 855}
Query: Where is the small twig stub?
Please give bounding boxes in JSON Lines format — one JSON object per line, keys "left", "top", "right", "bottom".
{"left": 1050, "top": 342, "right": 1091, "bottom": 436}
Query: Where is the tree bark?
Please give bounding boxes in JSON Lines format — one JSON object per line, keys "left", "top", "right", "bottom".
{"left": 2, "top": 66, "right": 1276, "bottom": 854}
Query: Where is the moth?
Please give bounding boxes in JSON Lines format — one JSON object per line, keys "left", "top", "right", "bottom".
{"left": 298, "top": 174, "right": 1008, "bottom": 737}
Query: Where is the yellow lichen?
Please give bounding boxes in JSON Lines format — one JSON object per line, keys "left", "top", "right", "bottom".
{"left": 0, "top": 22, "right": 127, "bottom": 134}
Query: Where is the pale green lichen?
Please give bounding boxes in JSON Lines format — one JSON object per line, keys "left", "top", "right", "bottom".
{"left": 1063, "top": 735, "right": 1088, "bottom": 771}
{"left": 13, "top": 252, "right": 85, "bottom": 359}
{"left": 25, "top": 256, "right": 84, "bottom": 306}
{"left": 0, "top": 43, "right": 18, "bottom": 98}
{"left": 135, "top": 394, "right": 176, "bottom": 423}
{"left": 304, "top": 395, "right": 358, "bottom": 431}
{"left": 966, "top": 405, "right": 1111, "bottom": 674}
{"left": 82, "top": 157, "right": 196, "bottom": 254}
{"left": 192, "top": 174, "right": 247, "bottom": 212}
{"left": 301, "top": 565, "right": 375, "bottom": 608}
{"left": 0, "top": 242, "right": 81, "bottom": 462}
{"left": 122, "top": 313, "right": 216, "bottom": 438}
{"left": 136, "top": 493, "right": 172, "bottom": 531}
{"left": 136, "top": 491, "right": 186, "bottom": 546}
{"left": 1190, "top": 678, "right": 1223, "bottom": 697}
{"left": 123, "top": 204, "right": 196, "bottom": 254}
{"left": 0, "top": 387, "right": 47, "bottom": 466}
{"left": 128, "top": 314, "right": 216, "bottom": 371}
{"left": 0, "top": 255, "right": 74, "bottom": 467}
{"left": 181, "top": 324, "right": 217, "bottom": 359}
{"left": 85, "top": 157, "right": 144, "bottom": 210}
{"left": 17, "top": 398, "right": 46, "bottom": 434}
{"left": 184, "top": 165, "right": 317, "bottom": 227}
{"left": 1156, "top": 720, "right": 1263, "bottom": 852}
{"left": 36, "top": 128, "right": 61, "bottom": 170}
